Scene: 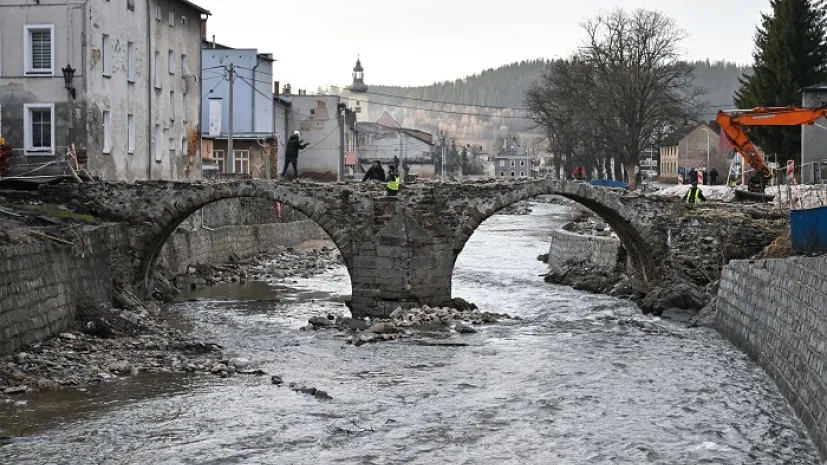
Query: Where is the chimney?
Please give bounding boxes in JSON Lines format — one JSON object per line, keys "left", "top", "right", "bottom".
{"left": 201, "top": 20, "right": 207, "bottom": 39}
{"left": 211, "top": 35, "right": 216, "bottom": 49}
{"left": 274, "top": 81, "right": 280, "bottom": 98}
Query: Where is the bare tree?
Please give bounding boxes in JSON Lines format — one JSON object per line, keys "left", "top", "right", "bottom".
{"left": 526, "top": 9, "right": 703, "bottom": 189}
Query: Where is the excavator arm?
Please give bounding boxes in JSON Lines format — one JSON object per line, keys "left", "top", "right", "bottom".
{"left": 716, "top": 106, "right": 827, "bottom": 179}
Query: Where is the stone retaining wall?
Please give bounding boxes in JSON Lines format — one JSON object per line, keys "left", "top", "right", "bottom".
{"left": 715, "top": 256, "right": 827, "bottom": 461}
{"left": 547, "top": 227, "right": 620, "bottom": 270}
{"left": 158, "top": 220, "right": 329, "bottom": 275}
{"left": 0, "top": 224, "right": 131, "bottom": 355}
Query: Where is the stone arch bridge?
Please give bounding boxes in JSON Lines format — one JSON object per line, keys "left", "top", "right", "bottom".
{"left": 37, "top": 179, "right": 763, "bottom": 317}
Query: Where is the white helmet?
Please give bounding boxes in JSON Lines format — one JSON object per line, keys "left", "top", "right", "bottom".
{"left": 293, "top": 131, "right": 301, "bottom": 137}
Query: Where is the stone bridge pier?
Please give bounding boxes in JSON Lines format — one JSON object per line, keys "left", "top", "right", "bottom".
{"left": 41, "top": 179, "right": 677, "bottom": 318}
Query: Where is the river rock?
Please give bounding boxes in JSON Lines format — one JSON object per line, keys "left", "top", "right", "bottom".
{"left": 308, "top": 316, "right": 333, "bottom": 328}
{"left": 228, "top": 358, "right": 250, "bottom": 369}
{"left": 58, "top": 332, "right": 77, "bottom": 340}
{"left": 271, "top": 375, "right": 284, "bottom": 386}
{"left": 338, "top": 318, "right": 371, "bottom": 331}
{"left": 107, "top": 361, "right": 133, "bottom": 374}
{"left": 11, "top": 370, "right": 26, "bottom": 382}
{"left": 367, "top": 322, "right": 396, "bottom": 334}
{"left": 210, "top": 363, "right": 228, "bottom": 374}
{"left": 455, "top": 323, "right": 478, "bottom": 334}
{"left": 37, "top": 378, "right": 57, "bottom": 391}
{"left": 389, "top": 306, "right": 403, "bottom": 319}
{"left": 14, "top": 353, "right": 27, "bottom": 364}
{"left": 4, "top": 386, "right": 27, "bottom": 395}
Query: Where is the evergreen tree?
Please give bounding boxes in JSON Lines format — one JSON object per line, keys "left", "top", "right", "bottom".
{"left": 734, "top": 0, "right": 827, "bottom": 163}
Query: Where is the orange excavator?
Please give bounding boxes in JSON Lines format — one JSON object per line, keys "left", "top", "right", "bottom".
{"left": 716, "top": 105, "right": 827, "bottom": 192}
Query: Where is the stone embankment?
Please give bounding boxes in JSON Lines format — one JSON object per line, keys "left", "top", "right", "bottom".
{"left": 714, "top": 255, "right": 827, "bottom": 461}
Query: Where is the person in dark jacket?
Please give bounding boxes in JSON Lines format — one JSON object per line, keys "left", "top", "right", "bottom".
{"left": 281, "top": 131, "right": 308, "bottom": 180}
{"left": 709, "top": 167, "right": 719, "bottom": 185}
{"left": 385, "top": 165, "right": 400, "bottom": 196}
{"left": 362, "top": 161, "right": 385, "bottom": 182}
{"left": 688, "top": 167, "right": 698, "bottom": 184}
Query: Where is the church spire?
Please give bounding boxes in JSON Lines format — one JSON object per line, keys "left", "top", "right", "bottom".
{"left": 350, "top": 55, "right": 368, "bottom": 93}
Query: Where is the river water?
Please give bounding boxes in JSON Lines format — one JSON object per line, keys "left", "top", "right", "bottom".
{"left": 1, "top": 203, "right": 821, "bottom": 464}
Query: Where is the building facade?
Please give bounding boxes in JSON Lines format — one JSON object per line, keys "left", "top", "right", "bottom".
{"left": 200, "top": 38, "right": 276, "bottom": 179}
{"left": 494, "top": 139, "right": 533, "bottom": 178}
{"left": 356, "top": 113, "right": 435, "bottom": 179}
{"left": 660, "top": 123, "right": 732, "bottom": 183}
{"left": 285, "top": 93, "right": 356, "bottom": 181}
{"left": 802, "top": 84, "right": 827, "bottom": 183}
{"left": 0, "top": 0, "right": 208, "bottom": 181}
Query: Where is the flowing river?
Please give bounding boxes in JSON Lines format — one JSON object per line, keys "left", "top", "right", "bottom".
{"left": 0, "top": 203, "right": 821, "bottom": 464}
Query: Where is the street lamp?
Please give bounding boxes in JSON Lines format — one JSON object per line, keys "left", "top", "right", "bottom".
{"left": 61, "top": 64, "right": 76, "bottom": 99}
{"left": 701, "top": 126, "right": 714, "bottom": 183}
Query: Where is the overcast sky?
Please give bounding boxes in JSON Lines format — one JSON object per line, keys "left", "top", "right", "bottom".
{"left": 196, "top": 0, "right": 767, "bottom": 91}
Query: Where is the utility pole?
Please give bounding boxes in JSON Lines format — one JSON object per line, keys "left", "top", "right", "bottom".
{"left": 228, "top": 62, "right": 234, "bottom": 173}
{"left": 440, "top": 132, "right": 446, "bottom": 182}
{"left": 338, "top": 103, "right": 346, "bottom": 182}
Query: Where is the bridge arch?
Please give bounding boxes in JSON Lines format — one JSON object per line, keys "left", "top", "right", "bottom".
{"left": 135, "top": 181, "right": 354, "bottom": 296}
{"left": 450, "top": 179, "right": 664, "bottom": 291}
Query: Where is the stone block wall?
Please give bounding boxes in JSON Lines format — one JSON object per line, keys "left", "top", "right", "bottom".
{"left": 547, "top": 228, "right": 620, "bottom": 271}
{"left": 158, "top": 220, "right": 330, "bottom": 275}
{"left": 0, "top": 224, "right": 131, "bottom": 355}
{"left": 715, "top": 256, "right": 827, "bottom": 460}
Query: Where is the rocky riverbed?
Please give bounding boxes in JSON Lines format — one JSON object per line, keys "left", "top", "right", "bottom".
{"left": 302, "top": 299, "right": 518, "bottom": 347}
{"left": 1, "top": 244, "right": 344, "bottom": 404}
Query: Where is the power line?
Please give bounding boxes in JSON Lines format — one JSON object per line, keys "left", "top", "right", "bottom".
{"left": 202, "top": 76, "right": 227, "bottom": 100}
{"left": 234, "top": 74, "right": 333, "bottom": 121}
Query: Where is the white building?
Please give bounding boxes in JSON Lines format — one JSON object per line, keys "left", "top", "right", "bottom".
{"left": 0, "top": 0, "right": 209, "bottom": 182}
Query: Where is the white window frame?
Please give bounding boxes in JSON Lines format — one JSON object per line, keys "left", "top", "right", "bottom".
{"left": 102, "top": 34, "right": 111, "bottom": 77}
{"left": 24, "top": 25, "right": 55, "bottom": 76}
{"left": 213, "top": 149, "right": 225, "bottom": 173}
{"left": 169, "top": 90, "right": 175, "bottom": 120}
{"left": 154, "top": 51, "right": 161, "bottom": 89}
{"left": 499, "top": 160, "right": 504, "bottom": 167}
{"left": 155, "top": 124, "right": 163, "bottom": 161}
{"left": 181, "top": 16, "right": 188, "bottom": 27}
{"left": 156, "top": 5, "right": 162, "bottom": 21}
{"left": 181, "top": 137, "right": 187, "bottom": 155}
{"left": 234, "top": 150, "right": 250, "bottom": 174}
{"left": 169, "top": 137, "right": 176, "bottom": 157}
{"left": 520, "top": 160, "right": 525, "bottom": 167}
{"left": 102, "top": 110, "right": 112, "bottom": 154}
{"left": 181, "top": 53, "right": 188, "bottom": 75}
{"left": 127, "top": 113, "right": 135, "bottom": 154}
{"left": 510, "top": 171, "right": 515, "bottom": 177}
{"left": 182, "top": 90, "right": 188, "bottom": 122}
{"left": 169, "top": 10, "right": 175, "bottom": 27}
{"left": 510, "top": 160, "right": 515, "bottom": 167}
{"left": 127, "top": 41, "right": 136, "bottom": 82}
{"left": 23, "top": 103, "right": 55, "bottom": 155}
{"left": 520, "top": 171, "right": 525, "bottom": 177}
{"left": 168, "top": 50, "right": 175, "bottom": 74}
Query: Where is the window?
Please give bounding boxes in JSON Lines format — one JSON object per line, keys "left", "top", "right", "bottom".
{"left": 520, "top": 160, "right": 525, "bottom": 167}
{"left": 127, "top": 42, "right": 135, "bottom": 82}
{"left": 154, "top": 51, "right": 161, "bottom": 88}
{"left": 355, "top": 107, "right": 361, "bottom": 113}
{"left": 499, "top": 172, "right": 504, "bottom": 177}
{"left": 310, "top": 109, "right": 315, "bottom": 115}
{"left": 102, "top": 110, "right": 112, "bottom": 154}
{"left": 499, "top": 160, "right": 505, "bottom": 167}
{"left": 24, "top": 103, "right": 55, "bottom": 154}
{"left": 25, "top": 25, "right": 55, "bottom": 75}
{"left": 102, "top": 34, "right": 111, "bottom": 76}
{"left": 181, "top": 54, "right": 188, "bottom": 75}
{"left": 181, "top": 137, "right": 187, "bottom": 155}
{"left": 168, "top": 50, "right": 175, "bottom": 74}
{"left": 169, "top": 91, "right": 175, "bottom": 120}
{"left": 214, "top": 150, "right": 225, "bottom": 172}
{"left": 127, "top": 0, "right": 135, "bottom": 11}
{"left": 127, "top": 114, "right": 135, "bottom": 153}
{"left": 510, "top": 171, "right": 515, "bottom": 177}
{"left": 169, "top": 10, "right": 175, "bottom": 27}
{"left": 520, "top": 171, "right": 525, "bottom": 177}
{"left": 510, "top": 160, "right": 515, "bottom": 167}
{"left": 234, "top": 150, "right": 250, "bottom": 174}
{"left": 156, "top": 5, "right": 162, "bottom": 21}
{"left": 181, "top": 16, "right": 188, "bottom": 27}
{"left": 155, "top": 125, "right": 163, "bottom": 161}
{"left": 169, "top": 137, "right": 176, "bottom": 157}
{"left": 182, "top": 91, "right": 188, "bottom": 122}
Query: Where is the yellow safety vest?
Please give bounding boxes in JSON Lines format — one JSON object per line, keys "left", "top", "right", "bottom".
{"left": 387, "top": 175, "right": 400, "bottom": 191}
{"left": 684, "top": 188, "right": 702, "bottom": 204}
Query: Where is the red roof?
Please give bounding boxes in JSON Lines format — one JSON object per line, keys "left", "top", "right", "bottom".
{"left": 376, "top": 110, "right": 400, "bottom": 128}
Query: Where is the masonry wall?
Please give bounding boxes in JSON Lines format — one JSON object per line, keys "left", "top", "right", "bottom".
{"left": 0, "top": 224, "right": 131, "bottom": 355}
{"left": 715, "top": 256, "right": 827, "bottom": 460}
{"left": 158, "top": 219, "right": 329, "bottom": 275}
{"left": 546, "top": 228, "right": 620, "bottom": 271}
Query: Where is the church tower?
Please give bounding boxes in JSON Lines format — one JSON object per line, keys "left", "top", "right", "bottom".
{"left": 347, "top": 56, "right": 370, "bottom": 122}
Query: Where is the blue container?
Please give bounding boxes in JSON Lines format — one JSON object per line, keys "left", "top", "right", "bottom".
{"left": 588, "top": 179, "right": 628, "bottom": 190}
{"left": 790, "top": 205, "right": 827, "bottom": 252}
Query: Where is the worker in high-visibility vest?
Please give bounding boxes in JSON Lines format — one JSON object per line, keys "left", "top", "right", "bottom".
{"left": 385, "top": 165, "right": 400, "bottom": 197}
{"left": 682, "top": 181, "right": 706, "bottom": 204}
